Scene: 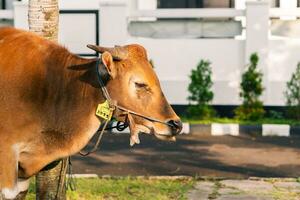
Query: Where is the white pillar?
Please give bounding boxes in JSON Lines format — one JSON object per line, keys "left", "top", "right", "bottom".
{"left": 245, "top": 0, "right": 269, "bottom": 62}
{"left": 139, "top": 0, "right": 157, "bottom": 10}
{"left": 129, "top": 0, "right": 157, "bottom": 11}
{"left": 129, "top": 0, "right": 138, "bottom": 13}
{"left": 245, "top": 0, "right": 269, "bottom": 102}
{"left": 99, "top": 0, "right": 128, "bottom": 47}
{"left": 13, "top": 1, "right": 29, "bottom": 30}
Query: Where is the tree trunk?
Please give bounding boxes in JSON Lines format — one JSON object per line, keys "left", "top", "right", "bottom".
{"left": 28, "top": 0, "right": 59, "bottom": 42}
{"left": 12, "top": 190, "right": 28, "bottom": 200}
{"left": 36, "top": 159, "right": 68, "bottom": 200}
{"left": 28, "top": 1, "right": 68, "bottom": 200}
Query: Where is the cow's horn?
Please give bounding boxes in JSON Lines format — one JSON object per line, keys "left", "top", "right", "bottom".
{"left": 87, "top": 44, "right": 127, "bottom": 60}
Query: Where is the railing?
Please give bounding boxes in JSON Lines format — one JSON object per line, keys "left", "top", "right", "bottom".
{"left": 128, "top": 8, "right": 245, "bottom": 20}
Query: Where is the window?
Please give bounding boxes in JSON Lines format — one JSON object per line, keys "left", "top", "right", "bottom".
{"left": 1, "top": 0, "right": 5, "bottom": 9}
{"left": 203, "top": 0, "right": 235, "bottom": 8}
{"left": 1, "top": 0, "right": 21, "bottom": 10}
{"left": 275, "top": 0, "right": 280, "bottom": 7}
{"left": 157, "top": 0, "right": 235, "bottom": 8}
{"left": 158, "top": 0, "right": 202, "bottom": 8}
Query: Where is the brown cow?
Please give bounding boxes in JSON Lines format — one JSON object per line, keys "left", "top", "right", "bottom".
{"left": 0, "top": 27, "right": 182, "bottom": 199}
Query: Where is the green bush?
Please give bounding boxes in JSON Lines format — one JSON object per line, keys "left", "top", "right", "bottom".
{"left": 285, "top": 62, "right": 300, "bottom": 120}
{"left": 235, "top": 102, "right": 265, "bottom": 121}
{"left": 235, "top": 53, "right": 265, "bottom": 120}
{"left": 187, "top": 60, "right": 215, "bottom": 119}
{"left": 268, "top": 110, "right": 284, "bottom": 120}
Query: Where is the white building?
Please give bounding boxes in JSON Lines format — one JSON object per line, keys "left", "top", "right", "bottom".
{"left": 3, "top": 0, "right": 300, "bottom": 110}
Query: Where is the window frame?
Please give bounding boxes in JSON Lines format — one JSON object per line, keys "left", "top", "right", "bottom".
{"left": 276, "top": 0, "right": 280, "bottom": 7}
{"left": 157, "top": 0, "right": 235, "bottom": 9}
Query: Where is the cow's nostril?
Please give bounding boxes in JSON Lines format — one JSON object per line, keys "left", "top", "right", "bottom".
{"left": 168, "top": 119, "right": 183, "bottom": 135}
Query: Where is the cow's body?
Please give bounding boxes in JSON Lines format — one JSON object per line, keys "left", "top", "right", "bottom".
{"left": 0, "top": 27, "right": 102, "bottom": 198}
{"left": 0, "top": 27, "right": 182, "bottom": 199}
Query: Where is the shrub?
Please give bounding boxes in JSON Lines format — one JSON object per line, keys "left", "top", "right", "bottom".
{"left": 235, "top": 53, "right": 265, "bottom": 120}
{"left": 187, "top": 60, "right": 215, "bottom": 118}
{"left": 268, "top": 110, "right": 284, "bottom": 120}
{"left": 285, "top": 62, "right": 300, "bottom": 120}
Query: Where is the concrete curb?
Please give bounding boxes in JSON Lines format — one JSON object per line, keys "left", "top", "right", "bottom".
{"left": 189, "top": 123, "right": 300, "bottom": 137}
{"left": 67, "top": 174, "right": 99, "bottom": 178}
{"left": 67, "top": 174, "right": 194, "bottom": 180}
{"left": 68, "top": 175, "right": 300, "bottom": 182}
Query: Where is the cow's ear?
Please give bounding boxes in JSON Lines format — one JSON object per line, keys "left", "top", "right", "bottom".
{"left": 102, "top": 51, "right": 116, "bottom": 79}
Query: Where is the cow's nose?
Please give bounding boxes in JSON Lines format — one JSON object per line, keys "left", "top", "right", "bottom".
{"left": 168, "top": 119, "right": 183, "bottom": 135}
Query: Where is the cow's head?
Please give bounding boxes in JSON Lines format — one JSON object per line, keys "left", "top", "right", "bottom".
{"left": 87, "top": 44, "right": 182, "bottom": 145}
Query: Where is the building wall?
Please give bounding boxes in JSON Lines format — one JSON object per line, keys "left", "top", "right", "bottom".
{"left": 127, "top": 38, "right": 245, "bottom": 105}
{"left": 127, "top": 37, "right": 300, "bottom": 106}
{"left": 267, "top": 39, "right": 300, "bottom": 105}
{"left": 14, "top": 0, "right": 300, "bottom": 106}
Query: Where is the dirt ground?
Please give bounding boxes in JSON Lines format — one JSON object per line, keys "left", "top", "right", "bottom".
{"left": 71, "top": 133, "right": 300, "bottom": 178}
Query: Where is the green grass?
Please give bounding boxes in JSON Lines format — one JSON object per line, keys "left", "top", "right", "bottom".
{"left": 269, "top": 189, "right": 300, "bottom": 200}
{"left": 26, "top": 177, "right": 195, "bottom": 200}
{"left": 181, "top": 117, "right": 300, "bottom": 125}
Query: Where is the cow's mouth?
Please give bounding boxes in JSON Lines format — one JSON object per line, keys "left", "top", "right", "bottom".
{"left": 149, "top": 126, "right": 177, "bottom": 142}
{"left": 154, "top": 133, "right": 176, "bottom": 141}
{"left": 133, "top": 124, "right": 176, "bottom": 143}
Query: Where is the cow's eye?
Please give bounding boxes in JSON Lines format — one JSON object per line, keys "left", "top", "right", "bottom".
{"left": 135, "top": 82, "right": 147, "bottom": 88}
{"left": 135, "top": 82, "right": 152, "bottom": 93}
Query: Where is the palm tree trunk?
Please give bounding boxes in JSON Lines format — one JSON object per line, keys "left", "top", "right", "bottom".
{"left": 28, "top": 0, "right": 59, "bottom": 42}
{"left": 35, "top": 159, "right": 68, "bottom": 200}
{"left": 28, "top": 1, "right": 68, "bottom": 200}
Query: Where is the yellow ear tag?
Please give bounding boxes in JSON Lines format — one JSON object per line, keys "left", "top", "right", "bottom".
{"left": 95, "top": 100, "right": 113, "bottom": 120}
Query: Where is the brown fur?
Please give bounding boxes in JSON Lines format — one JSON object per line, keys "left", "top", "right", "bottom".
{"left": 0, "top": 27, "right": 101, "bottom": 184}
{"left": 0, "top": 27, "right": 181, "bottom": 198}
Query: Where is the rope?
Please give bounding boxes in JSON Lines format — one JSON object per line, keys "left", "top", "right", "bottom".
{"left": 66, "top": 157, "right": 77, "bottom": 191}
{"left": 105, "top": 116, "right": 129, "bottom": 132}
{"left": 55, "top": 158, "right": 69, "bottom": 199}
{"left": 95, "top": 58, "right": 112, "bottom": 102}
{"left": 115, "top": 105, "right": 173, "bottom": 126}
{"left": 79, "top": 118, "right": 110, "bottom": 156}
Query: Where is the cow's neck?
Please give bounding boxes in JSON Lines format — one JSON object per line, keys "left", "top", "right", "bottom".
{"left": 32, "top": 53, "right": 109, "bottom": 154}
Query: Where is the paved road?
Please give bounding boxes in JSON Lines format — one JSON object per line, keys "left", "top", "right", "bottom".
{"left": 188, "top": 178, "right": 300, "bottom": 200}
{"left": 71, "top": 133, "right": 300, "bottom": 178}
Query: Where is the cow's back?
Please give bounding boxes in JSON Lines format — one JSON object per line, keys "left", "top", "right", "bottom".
{"left": 0, "top": 27, "right": 86, "bottom": 140}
